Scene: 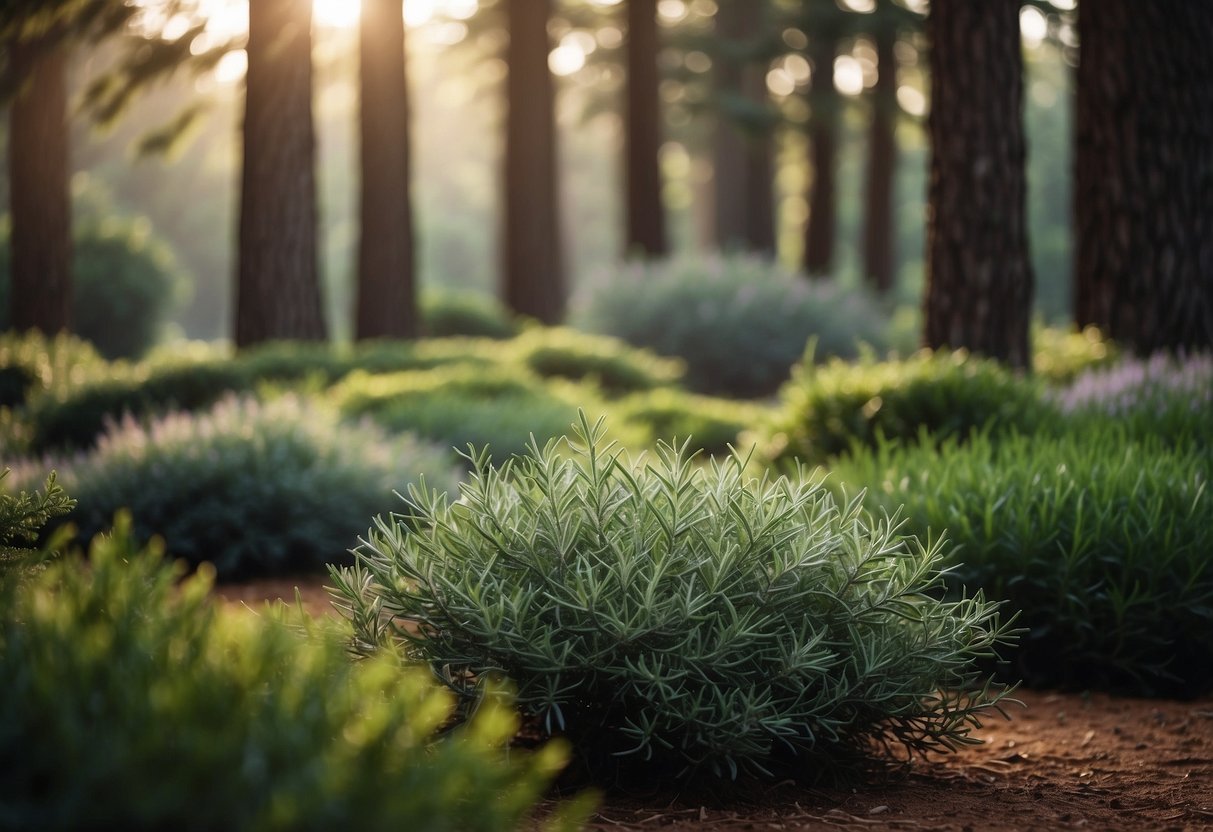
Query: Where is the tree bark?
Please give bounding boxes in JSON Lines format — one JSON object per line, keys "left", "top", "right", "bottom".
{"left": 503, "top": 0, "right": 564, "bottom": 324}
{"left": 712, "top": 0, "right": 775, "bottom": 255}
{"left": 1074, "top": 0, "right": 1213, "bottom": 353}
{"left": 356, "top": 0, "right": 416, "bottom": 340}
{"left": 803, "top": 30, "right": 838, "bottom": 278}
{"left": 625, "top": 0, "right": 667, "bottom": 258}
{"left": 7, "top": 35, "right": 72, "bottom": 335}
{"left": 924, "top": 0, "right": 1033, "bottom": 369}
{"left": 862, "top": 24, "right": 897, "bottom": 295}
{"left": 235, "top": 0, "right": 326, "bottom": 348}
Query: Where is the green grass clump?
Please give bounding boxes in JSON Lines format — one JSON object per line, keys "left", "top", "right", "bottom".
{"left": 19, "top": 395, "right": 458, "bottom": 580}
{"left": 832, "top": 429, "right": 1213, "bottom": 694}
{"left": 574, "top": 254, "right": 893, "bottom": 398}
{"left": 761, "top": 349, "right": 1047, "bottom": 467}
{"left": 332, "top": 415, "right": 1015, "bottom": 782}
{"left": 0, "top": 519, "right": 573, "bottom": 831}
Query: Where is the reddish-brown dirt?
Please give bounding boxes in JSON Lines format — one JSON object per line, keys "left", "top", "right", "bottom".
{"left": 217, "top": 576, "right": 1213, "bottom": 832}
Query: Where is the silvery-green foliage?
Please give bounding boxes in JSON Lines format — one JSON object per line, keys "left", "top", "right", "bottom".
{"left": 333, "top": 415, "right": 1016, "bottom": 780}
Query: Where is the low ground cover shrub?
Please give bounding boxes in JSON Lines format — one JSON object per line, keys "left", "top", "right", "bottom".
{"left": 832, "top": 429, "right": 1213, "bottom": 694}
{"left": 331, "top": 366, "right": 633, "bottom": 460}
{"left": 0, "top": 331, "right": 107, "bottom": 408}
{"left": 332, "top": 415, "right": 1016, "bottom": 781}
{"left": 574, "top": 255, "right": 892, "bottom": 398}
{"left": 507, "top": 326, "right": 684, "bottom": 396}
{"left": 1031, "top": 325, "right": 1115, "bottom": 383}
{"left": 17, "top": 395, "right": 459, "bottom": 579}
{"left": 0, "top": 520, "right": 572, "bottom": 831}
{"left": 613, "top": 388, "right": 771, "bottom": 456}
{"left": 1050, "top": 351, "right": 1213, "bottom": 445}
{"left": 421, "top": 289, "right": 520, "bottom": 339}
{"left": 760, "top": 349, "right": 1047, "bottom": 467}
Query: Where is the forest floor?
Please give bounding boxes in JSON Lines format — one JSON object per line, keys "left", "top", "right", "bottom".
{"left": 218, "top": 577, "right": 1213, "bottom": 832}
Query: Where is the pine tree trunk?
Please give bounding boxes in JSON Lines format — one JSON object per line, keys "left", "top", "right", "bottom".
{"left": 625, "top": 0, "right": 667, "bottom": 258}
{"left": 1074, "top": 0, "right": 1213, "bottom": 353}
{"left": 356, "top": 0, "right": 416, "bottom": 339}
{"left": 712, "top": 0, "right": 775, "bottom": 255}
{"left": 924, "top": 0, "right": 1033, "bottom": 369}
{"left": 803, "top": 31, "right": 837, "bottom": 278}
{"left": 862, "top": 24, "right": 897, "bottom": 295}
{"left": 235, "top": 0, "right": 326, "bottom": 348}
{"left": 503, "top": 0, "right": 564, "bottom": 324}
{"left": 7, "top": 35, "right": 72, "bottom": 335}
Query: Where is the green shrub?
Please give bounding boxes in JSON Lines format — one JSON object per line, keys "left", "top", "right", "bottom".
{"left": 0, "top": 520, "right": 574, "bottom": 831}
{"left": 331, "top": 367, "right": 632, "bottom": 461}
{"left": 614, "top": 388, "right": 772, "bottom": 456}
{"left": 0, "top": 331, "right": 107, "bottom": 407}
{"left": 507, "top": 326, "right": 684, "bottom": 396}
{"left": 1031, "top": 325, "right": 1116, "bottom": 384}
{"left": 573, "top": 255, "right": 893, "bottom": 398}
{"left": 832, "top": 429, "right": 1213, "bottom": 694}
{"left": 760, "top": 349, "right": 1048, "bottom": 467}
{"left": 22, "top": 395, "right": 459, "bottom": 580}
{"left": 421, "top": 289, "right": 520, "bottom": 339}
{"left": 0, "top": 216, "right": 188, "bottom": 359}
{"left": 332, "top": 415, "right": 1016, "bottom": 781}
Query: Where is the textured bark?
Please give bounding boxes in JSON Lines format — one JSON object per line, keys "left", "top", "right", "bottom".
{"left": 236, "top": 0, "right": 326, "bottom": 348}
{"left": 712, "top": 0, "right": 775, "bottom": 255}
{"left": 625, "top": 0, "right": 667, "bottom": 258}
{"left": 1074, "top": 0, "right": 1213, "bottom": 353}
{"left": 924, "top": 0, "right": 1033, "bottom": 369}
{"left": 862, "top": 24, "right": 897, "bottom": 295}
{"left": 803, "top": 31, "right": 838, "bottom": 277}
{"left": 503, "top": 0, "right": 564, "bottom": 324}
{"left": 356, "top": 0, "right": 417, "bottom": 339}
{"left": 7, "top": 36, "right": 72, "bottom": 335}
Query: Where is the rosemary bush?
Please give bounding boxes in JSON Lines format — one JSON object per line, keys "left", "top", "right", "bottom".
{"left": 833, "top": 429, "right": 1213, "bottom": 694}
{"left": 0, "top": 520, "right": 574, "bottom": 832}
{"left": 613, "top": 388, "right": 771, "bottom": 456}
{"left": 573, "top": 255, "right": 893, "bottom": 398}
{"left": 333, "top": 416, "right": 1015, "bottom": 780}
{"left": 0, "top": 470, "right": 74, "bottom": 578}
{"left": 507, "top": 327, "right": 684, "bottom": 396}
{"left": 18, "top": 395, "right": 459, "bottom": 579}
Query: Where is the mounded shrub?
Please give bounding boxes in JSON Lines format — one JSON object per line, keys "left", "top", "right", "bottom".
{"left": 330, "top": 367, "right": 641, "bottom": 461}
{"left": 421, "top": 289, "right": 520, "bottom": 339}
{"left": 759, "top": 349, "right": 1048, "bottom": 467}
{"left": 507, "top": 326, "right": 684, "bottom": 396}
{"left": 1031, "top": 325, "right": 1115, "bottom": 384}
{"left": 613, "top": 388, "right": 771, "bottom": 456}
{"left": 21, "top": 395, "right": 459, "bottom": 579}
{"left": 0, "top": 331, "right": 107, "bottom": 408}
{"left": 832, "top": 428, "right": 1213, "bottom": 694}
{"left": 0, "top": 520, "right": 574, "bottom": 831}
{"left": 332, "top": 415, "right": 1016, "bottom": 781}
{"left": 0, "top": 216, "right": 188, "bottom": 359}
{"left": 574, "top": 255, "right": 892, "bottom": 398}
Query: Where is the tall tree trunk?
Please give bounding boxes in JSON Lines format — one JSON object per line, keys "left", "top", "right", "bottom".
{"left": 625, "top": 0, "right": 667, "bottom": 258}
{"left": 7, "top": 35, "right": 71, "bottom": 335}
{"left": 924, "top": 0, "right": 1033, "bottom": 369}
{"left": 862, "top": 24, "right": 897, "bottom": 295}
{"left": 803, "top": 31, "right": 838, "bottom": 277}
{"left": 235, "top": 0, "right": 326, "bottom": 348}
{"left": 503, "top": 0, "right": 564, "bottom": 324}
{"left": 356, "top": 0, "right": 416, "bottom": 339}
{"left": 712, "top": 0, "right": 775, "bottom": 255}
{"left": 1074, "top": 0, "right": 1213, "bottom": 353}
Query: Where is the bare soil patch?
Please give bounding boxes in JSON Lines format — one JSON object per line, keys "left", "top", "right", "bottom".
{"left": 217, "top": 575, "right": 1213, "bottom": 832}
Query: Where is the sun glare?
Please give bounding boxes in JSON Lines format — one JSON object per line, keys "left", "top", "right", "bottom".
{"left": 313, "top": 0, "right": 361, "bottom": 29}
